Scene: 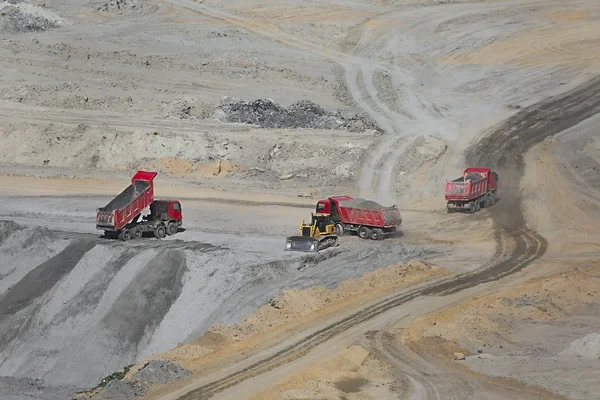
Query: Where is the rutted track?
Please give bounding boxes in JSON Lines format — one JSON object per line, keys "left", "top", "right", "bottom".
{"left": 176, "top": 77, "right": 600, "bottom": 400}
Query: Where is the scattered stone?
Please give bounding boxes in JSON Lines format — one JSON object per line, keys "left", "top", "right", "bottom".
{"left": 213, "top": 98, "right": 381, "bottom": 133}
{"left": 133, "top": 360, "right": 191, "bottom": 385}
{"left": 454, "top": 352, "right": 465, "bottom": 360}
{"left": 279, "top": 174, "right": 293, "bottom": 180}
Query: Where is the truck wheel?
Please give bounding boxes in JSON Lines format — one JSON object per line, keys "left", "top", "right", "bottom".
{"left": 335, "top": 223, "right": 345, "bottom": 237}
{"left": 167, "top": 222, "right": 178, "bottom": 236}
{"left": 490, "top": 192, "right": 496, "bottom": 205}
{"left": 120, "top": 229, "right": 132, "bottom": 241}
{"left": 370, "top": 228, "right": 384, "bottom": 241}
{"left": 358, "top": 226, "right": 371, "bottom": 240}
{"left": 474, "top": 201, "right": 481, "bottom": 213}
{"left": 154, "top": 225, "right": 166, "bottom": 239}
{"left": 132, "top": 227, "right": 142, "bottom": 239}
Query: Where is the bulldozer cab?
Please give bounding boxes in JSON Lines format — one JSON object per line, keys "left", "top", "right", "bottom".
{"left": 287, "top": 213, "right": 338, "bottom": 252}
{"left": 301, "top": 214, "right": 334, "bottom": 238}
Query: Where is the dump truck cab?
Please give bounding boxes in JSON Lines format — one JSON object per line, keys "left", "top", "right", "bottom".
{"left": 149, "top": 200, "right": 183, "bottom": 223}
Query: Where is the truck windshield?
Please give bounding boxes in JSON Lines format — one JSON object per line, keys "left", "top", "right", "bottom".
{"left": 173, "top": 203, "right": 181, "bottom": 211}
{"left": 316, "top": 203, "right": 325, "bottom": 212}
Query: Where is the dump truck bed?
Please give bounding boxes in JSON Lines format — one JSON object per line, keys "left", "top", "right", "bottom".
{"left": 445, "top": 174, "right": 488, "bottom": 201}
{"left": 335, "top": 197, "right": 402, "bottom": 228}
{"left": 96, "top": 171, "right": 157, "bottom": 231}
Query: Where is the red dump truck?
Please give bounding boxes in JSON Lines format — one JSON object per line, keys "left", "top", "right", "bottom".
{"left": 445, "top": 167, "right": 499, "bottom": 213}
{"left": 314, "top": 196, "right": 402, "bottom": 240}
{"left": 96, "top": 170, "right": 183, "bottom": 240}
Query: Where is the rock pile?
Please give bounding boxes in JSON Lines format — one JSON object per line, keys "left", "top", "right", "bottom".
{"left": 97, "top": 0, "right": 143, "bottom": 13}
{"left": 133, "top": 360, "right": 191, "bottom": 384}
{"left": 0, "top": 1, "right": 65, "bottom": 33}
{"left": 213, "top": 98, "right": 381, "bottom": 133}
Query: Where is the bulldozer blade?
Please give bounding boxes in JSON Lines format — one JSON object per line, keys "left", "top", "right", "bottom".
{"left": 285, "top": 235, "right": 338, "bottom": 252}
{"left": 285, "top": 236, "right": 319, "bottom": 252}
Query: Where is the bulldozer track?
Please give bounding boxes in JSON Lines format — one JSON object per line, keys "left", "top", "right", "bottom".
{"left": 176, "top": 76, "right": 600, "bottom": 400}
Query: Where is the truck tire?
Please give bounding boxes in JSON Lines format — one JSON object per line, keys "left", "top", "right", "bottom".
{"left": 132, "top": 227, "right": 142, "bottom": 239}
{"left": 370, "top": 228, "right": 384, "bottom": 241}
{"left": 358, "top": 226, "right": 371, "bottom": 240}
{"left": 335, "top": 223, "right": 345, "bottom": 236}
{"left": 167, "top": 222, "right": 178, "bottom": 236}
{"left": 490, "top": 192, "right": 496, "bottom": 205}
{"left": 120, "top": 229, "right": 132, "bottom": 241}
{"left": 154, "top": 225, "right": 166, "bottom": 239}
{"left": 483, "top": 194, "right": 491, "bottom": 208}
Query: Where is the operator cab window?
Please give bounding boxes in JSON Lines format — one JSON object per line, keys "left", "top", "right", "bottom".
{"left": 173, "top": 203, "right": 181, "bottom": 211}
{"left": 316, "top": 203, "right": 325, "bottom": 212}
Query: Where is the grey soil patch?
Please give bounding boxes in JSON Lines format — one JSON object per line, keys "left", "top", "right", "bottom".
{"left": 101, "top": 249, "right": 187, "bottom": 346}
{"left": 0, "top": 376, "right": 77, "bottom": 400}
{"left": 51, "top": 249, "right": 138, "bottom": 324}
{"left": 0, "top": 238, "right": 96, "bottom": 316}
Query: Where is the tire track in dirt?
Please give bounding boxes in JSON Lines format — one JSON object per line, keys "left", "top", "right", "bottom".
{"left": 174, "top": 77, "right": 600, "bottom": 400}
{"left": 367, "top": 331, "right": 566, "bottom": 399}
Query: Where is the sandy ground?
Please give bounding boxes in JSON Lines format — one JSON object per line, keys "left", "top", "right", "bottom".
{"left": 0, "top": 0, "right": 599, "bottom": 399}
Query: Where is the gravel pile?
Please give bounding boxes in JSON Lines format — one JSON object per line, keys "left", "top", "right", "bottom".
{"left": 133, "top": 360, "right": 191, "bottom": 384}
{"left": 0, "top": 1, "right": 65, "bottom": 34}
{"left": 93, "top": 380, "right": 147, "bottom": 400}
{"left": 97, "top": 0, "right": 143, "bottom": 13}
{"left": 213, "top": 98, "right": 381, "bottom": 133}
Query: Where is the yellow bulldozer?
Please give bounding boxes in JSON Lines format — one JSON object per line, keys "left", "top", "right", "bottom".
{"left": 285, "top": 213, "right": 338, "bottom": 252}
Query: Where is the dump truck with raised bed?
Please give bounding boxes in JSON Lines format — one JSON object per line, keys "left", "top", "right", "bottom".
{"left": 285, "top": 213, "right": 338, "bottom": 252}
{"left": 445, "top": 167, "right": 499, "bottom": 213}
{"left": 313, "top": 196, "right": 402, "bottom": 240}
{"left": 96, "top": 170, "right": 182, "bottom": 240}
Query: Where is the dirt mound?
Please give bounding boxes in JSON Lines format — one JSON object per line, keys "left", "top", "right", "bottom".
{"left": 97, "top": 0, "right": 143, "bottom": 13}
{"left": 133, "top": 360, "right": 190, "bottom": 384}
{"left": 0, "top": 2, "right": 65, "bottom": 34}
{"left": 213, "top": 98, "right": 381, "bottom": 133}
